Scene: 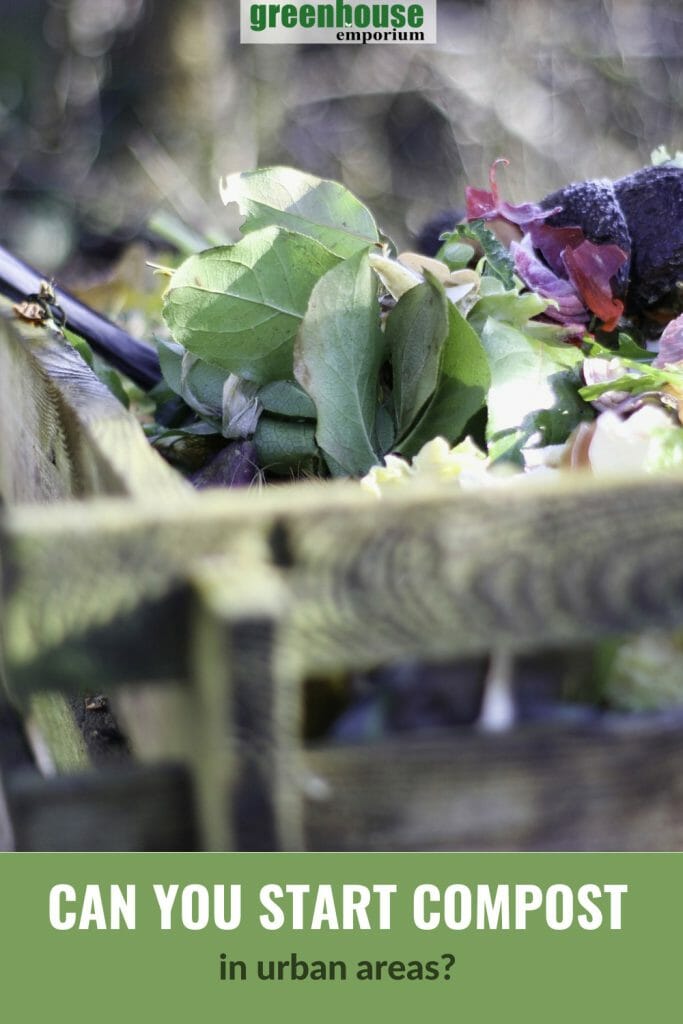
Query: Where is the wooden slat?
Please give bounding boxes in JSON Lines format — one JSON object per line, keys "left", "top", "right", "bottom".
{"left": 189, "top": 560, "right": 304, "bottom": 851}
{"left": 0, "top": 703, "right": 35, "bottom": 851}
{"left": 25, "top": 693, "right": 89, "bottom": 774}
{"left": 4, "top": 300, "right": 683, "bottom": 852}
{"left": 6, "top": 763, "right": 198, "bottom": 851}
{"left": 4, "top": 472, "right": 683, "bottom": 689}
{"left": 0, "top": 303, "right": 187, "bottom": 503}
{"left": 303, "top": 716, "right": 683, "bottom": 851}
{"left": 0, "top": 305, "right": 194, "bottom": 770}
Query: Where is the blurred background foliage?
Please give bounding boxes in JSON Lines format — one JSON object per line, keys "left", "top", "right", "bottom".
{"left": 0, "top": 0, "right": 681, "bottom": 278}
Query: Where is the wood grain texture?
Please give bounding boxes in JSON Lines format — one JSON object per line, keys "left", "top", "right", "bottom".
{"left": 26, "top": 693, "right": 89, "bottom": 774}
{"left": 0, "top": 306, "right": 192, "bottom": 778}
{"left": 303, "top": 716, "right": 683, "bottom": 850}
{"left": 4, "top": 305, "right": 683, "bottom": 850}
{"left": 0, "top": 303, "right": 188, "bottom": 503}
{"left": 4, "top": 472, "right": 683, "bottom": 684}
{"left": 190, "top": 559, "right": 304, "bottom": 851}
{"left": 6, "top": 762, "right": 197, "bottom": 851}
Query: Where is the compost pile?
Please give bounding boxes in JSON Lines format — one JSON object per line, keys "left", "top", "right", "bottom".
{"left": 136, "top": 153, "right": 683, "bottom": 486}
{"left": 42, "top": 150, "right": 683, "bottom": 739}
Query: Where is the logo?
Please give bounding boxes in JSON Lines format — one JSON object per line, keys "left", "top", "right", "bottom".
{"left": 240, "top": 0, "right": 437, "bottom": 45}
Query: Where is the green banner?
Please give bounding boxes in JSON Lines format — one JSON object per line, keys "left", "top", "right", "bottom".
{"left": 0, "top": 853, "right": 677, "bottom": 1020}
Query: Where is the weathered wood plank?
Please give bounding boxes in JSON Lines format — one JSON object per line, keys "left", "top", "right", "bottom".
{"left": 6, "top": 762, "right": 198, "bottom": 851}
{"left": 303, "top": 715, "right": 683, "bottom": 850}
{"left": 0, "top": 304, "right": 193, "bottom": 769}
{"left": 0, "top": 703, "right": 35, "bottom": 851}
{"left": 4, "top": 472, "right": 683, "bottom": 691}
{"left": 4, "top": 298, "right": 683, "bottom": 852}
{"left": 26, "top": 693, "right": 89, "bottom": 774}
{"left": 189, "top": 560, "right": 304, "bottom": 851}
{"left": 0, "top": 303, "right": 187, "bottom": 503}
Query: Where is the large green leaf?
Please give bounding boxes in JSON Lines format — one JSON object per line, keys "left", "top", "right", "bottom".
{"left": 386, "top": 275, "right": 449, "bottom": 437}
{"left": 481, "top": 318, "right": 585, "bottom": 462}
{"left": 397, "top": 299, "right": 490, "bottom": 457}
{"left": 220, "top": 166, "right": 380, "bottom": 259}
{"left": 294, "top": 249, "right": 383, "bottom": 476}
{"left": 162, "top": 226, "right": 339, "bottom": 384}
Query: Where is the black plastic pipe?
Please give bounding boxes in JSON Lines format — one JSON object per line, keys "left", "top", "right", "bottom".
{"left": 0, "top": 243, "right": 162, "bottom": 390}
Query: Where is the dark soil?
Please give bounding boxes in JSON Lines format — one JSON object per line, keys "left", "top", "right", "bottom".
{"left": 68, "top": 696, "right": 131, "bottom": 765}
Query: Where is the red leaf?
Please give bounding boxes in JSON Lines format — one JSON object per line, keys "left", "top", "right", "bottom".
{"left": 562, "top": 241, "right": 627, "bottom": 332}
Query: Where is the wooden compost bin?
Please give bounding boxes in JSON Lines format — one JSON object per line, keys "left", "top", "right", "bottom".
{"left": 2, "top": 303, "right": 683, "bottom": 851}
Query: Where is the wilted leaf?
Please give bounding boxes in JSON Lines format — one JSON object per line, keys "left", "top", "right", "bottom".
{"left": 220, "top": 166, "right": 379, "bottom": 259}
{"left": 368, "top": 251, "right": 423, "bottom": 299}
{"left": 294, "top": 249, "right": 383, "bottom": 476}
{"left": 162, "top": 226, "right": 339, "bottom": 384}
{"left": 653, "top": 312, "right": 683, "bottom": 368}
{"left": 190, "top": 440, "right": 260, "bottom": 489}
{"left": 370, "top": 251, "right": 479, "bottom": 305}
{"left": 221, "top": 375, "right": 262, "bottom": 439}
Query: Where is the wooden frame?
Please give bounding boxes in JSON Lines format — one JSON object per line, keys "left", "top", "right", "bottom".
{"left": 2, "top": 304, "right": 683, "bottom": 850}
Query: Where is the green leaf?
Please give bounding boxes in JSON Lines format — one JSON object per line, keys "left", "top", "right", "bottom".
{"left": 157, "top": 339, "right": 227, "bottom": 422}
{"left": 585, "top": 333, "right": 654, "bottom": 363}
{"left": 375, "top": 402, "right": 397, "bottom": 456}
{"left": 436, "top": 239, "right": 475, "bottom": 270}
{"left": 97, "top": 367, "right": 130, "bottom": 409}
{"left": 615, "top": 333, "right": 655, "bottom": 361}
{"left": 67, "top": 328, "right": 130, "bottom": 407}
{"left": 481, "top": 319, "right": 585, "bottom": 462}
{"left": 254, "top": 416, "right": 319, "bottom": 476}
{"left": 220, "top": 166, "right": 380, "bottom": 259}
{"left": 443, "top": 221, "right": 516, "bottom": 288}
{"left": 579, "top": 363, "right": 683, "bottom": 403}
{"left": 647, "top": 426, "right": 683, "bottom": 472}
{"left": 397, "top": 299, "right": 490, "bottom": 457}
{"left": 65, "top": 327, "right": 94, "bottom": 369}
{"left": 386, "top": 275, "right": 449, "bottom": 437}
{"left": 157, "top": 338, "right": 184, "bottom": 393}
{"left": 162, "top": 226, "right": 340, "bottom": 384}
{"left": 257, "top": 380, "right": 316, "bottom": 419}
{"left": 468, "top": 287, "right": 549, "bottom": 334}
{"left": 532, "top": 368, "right": 592, "bottom": 446}
{"left": 294, "top": 248, "right": 383, "bottom": 476}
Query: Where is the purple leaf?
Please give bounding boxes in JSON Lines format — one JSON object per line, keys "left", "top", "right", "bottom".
{"left": 529, "top": 222, "right": 587, "bottom": 276}
{"left": 653, "top": 312, "right": 683, "bottom": 368}
{"left": 511, "top": 235, "right": 589, "bottom": 324}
